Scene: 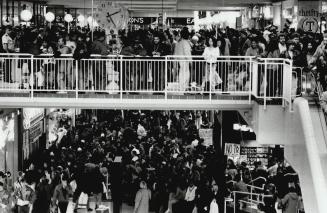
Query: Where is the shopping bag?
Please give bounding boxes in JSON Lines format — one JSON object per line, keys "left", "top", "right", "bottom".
{"left": 209, "top": 199, "right": 219, "bottom": 213}
{"left": 66, "top": 201, "right": 75, "bottom": 213}
{"left": 70, "top": 180, "right": 77, "bottom": 193}
{"left": 77, "top": 192, "right": 88, "bottom": 209}
{"left": 192, "top": 206, "right": 198, "bottom": 213}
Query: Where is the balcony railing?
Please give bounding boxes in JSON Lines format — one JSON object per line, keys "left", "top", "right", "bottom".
{"left": 0, "top": 54, "right": 294, "bottom": 110}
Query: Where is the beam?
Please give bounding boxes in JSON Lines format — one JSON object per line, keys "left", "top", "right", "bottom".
{"left": 0, "top": 97, "right": 253, "bottom": 110}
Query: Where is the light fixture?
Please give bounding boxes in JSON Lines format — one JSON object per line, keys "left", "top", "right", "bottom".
{"left": 45, "top": 12, "right": 55, "bottom": 23}
{"left": 64, "top": 14, "right": 73, "bottom": 23}
{"left": 77, "top": 14, "right": 85, "bottom": 23}
{"left": 17, "top": 110, "right": 20, "bottom": 115}
{"left": 20, "top": 10, "right": 32, "bottom": 22}
{"left": 11, "top": 112, "right": 14, "bottom": 118}
{"left": 64, "top": 14, "right": 73, "bottom": 33}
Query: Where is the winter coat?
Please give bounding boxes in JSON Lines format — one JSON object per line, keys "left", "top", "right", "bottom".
{"left": 134, "top": 188, "right": 151, "bottom": 213}
{"left": 279, "top": 192, "right": 299, "bottom": 213}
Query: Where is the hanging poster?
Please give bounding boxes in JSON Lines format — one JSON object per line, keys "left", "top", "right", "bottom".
{"left": 199, "top": 129, "right": 213, "bottom": 146}
{"left": 298, "top": 0, "right": 321, "bottom": 32}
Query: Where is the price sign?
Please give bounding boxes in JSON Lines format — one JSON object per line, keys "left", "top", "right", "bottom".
{"left": 224, "top": 143, "right": 241, "bottom": 157}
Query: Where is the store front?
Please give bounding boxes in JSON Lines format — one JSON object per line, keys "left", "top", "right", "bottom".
{"left": 22, "top": 108, "right": 45, "bottom": 168}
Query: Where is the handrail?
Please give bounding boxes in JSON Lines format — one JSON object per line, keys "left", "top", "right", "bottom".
{"left": 247, "top": 184, "right": 265, "bottom": 191}
{"left": 284, "top": 173, "right": 298, "bottom": 176}
{"left": 249, "top": 176, "right": 267, "bottom": 184}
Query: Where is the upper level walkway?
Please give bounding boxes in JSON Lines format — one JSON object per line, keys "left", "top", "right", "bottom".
{"left": 0, "top": 53, "right": 294, "bottom": 110}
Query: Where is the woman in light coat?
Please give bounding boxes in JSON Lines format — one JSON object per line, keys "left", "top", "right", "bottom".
{"left": 134, "top": 181, "right": 151, "bottom": 213}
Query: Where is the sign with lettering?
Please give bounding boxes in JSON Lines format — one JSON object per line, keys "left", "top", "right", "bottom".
{"left": 224, "top": 143, "right": 241, "bottom": 157}
{"left": 298, "top": 1, "right": 321, "bottom": 32}
{"left": 128, "top": 17, "right": 157, "bottom": 25}
{"left": 167, "top": 17, "right": 194, "bottom": 26}
{"left": 199, "top": 129, "right": 213, "bottom": 146}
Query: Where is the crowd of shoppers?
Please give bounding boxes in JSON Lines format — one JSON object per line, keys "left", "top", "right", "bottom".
{"left": 0, "top": 109, "right": 304, "bottom": 213}
{"left": 0, "top": 23, "right": 325, "bottom": 96}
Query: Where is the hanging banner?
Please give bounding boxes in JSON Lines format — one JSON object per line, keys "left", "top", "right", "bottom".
{"left": 224, "top": 143, "right": 240, "bottom": 157}
{"left": 298, "top": 0, "right": 321, "bottom": 32}
{"left": 199, "top": 129, "right": 213, "bottom": 146}
{"left": 29, "top": 121, "right": 44, "bottom": 143}
{"left": 23, "top": 108, "right": 44, "bottom": 130}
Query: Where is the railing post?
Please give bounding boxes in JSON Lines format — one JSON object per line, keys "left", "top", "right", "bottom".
{"left": 264, "top": 60, "right": 267, "bottom": 110}
{"left": 250, "top": 187, "right": 253, "bottom": 203}
{"left": 31, "top": 55, "right": 34, "bottom": 99}
{"left": 120, "top": 56, "right": 123, "bottom": 100}
{"left": 249, "top": 57, "right": 253, "bottom": 104}
{"left": 289, "top": 60, "right": 293, "bottom": 112}
{"left": 75, "top": 60, "right": 78, "bottom": 99}
{"left": 233, "top": 191, "right": 236, "bottom": 213}
{"left": 252, "top": 59, "right": 258, "bottom": 98}
{"left": 165, "top": 56, "right": 168, "bottom": 101}
{"left": 209, "top": 61, "right": 212, "bottom": 102}
{"left": 282, "top": 61, "right": 286, "bottom": 108}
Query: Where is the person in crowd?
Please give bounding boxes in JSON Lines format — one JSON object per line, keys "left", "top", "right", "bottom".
{"left": 52, "top": 173, "right": 73, "bottom": 213}
{"left": 184, "top": 180, "right": 197, "bottom": 213}
{"left": 195, "top": 179, "right": 212, "bottom": 213}
{"left": 134, "top": 180, "right": 151, "bottom": 213}
{"left": 2, "top": 27, "right": 14, "bottom": 53}
{"left": 209, "top": 181, "right": 223, "bottom": 213}
{"left": 174, "top": 27, "right": 192, "bottom": 91}
{"left": 278, "top": 186, "right": 300, "bottom": 213}
{"left": 245, "top": 37, "right": 263, "bottom": 57}
{"left": 32, "top": 172, "right": 52, "bottom": 213}
{"left": 0, "top": 181, "right": 11, "bottom": 213}
{"left": 201, "top": 36, "right": 222, "bottom": 92}
{"left": 233, "top": 174, "right": 248, "bottom": 210}
{"left": 225, "top": 159, "right": 238, "bottom": 180}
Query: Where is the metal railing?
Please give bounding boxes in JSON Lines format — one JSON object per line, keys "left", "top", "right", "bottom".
{"left": 0, "top": 54, "right": 294, "bottom": 108}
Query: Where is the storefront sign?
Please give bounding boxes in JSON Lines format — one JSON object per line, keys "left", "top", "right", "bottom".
{"left": 224, "top": 143, "right": 240, "bottom": 156}
{"left": 23, "top": 108, "right": 44, "bottom": 130}
{"left": 298, "top": 1, "right": 321, "bottom": 32}
{"left": 29, "top": 121, "right": 43, "bottom": 143}
{"left": 128, "top": 17, "right": 157, "bottom": 25}
{"left": 167, "top": 17, "right": 194, "bottom": 26}
{"left": 199, "top": 129, "right": 213, "bottom": 146}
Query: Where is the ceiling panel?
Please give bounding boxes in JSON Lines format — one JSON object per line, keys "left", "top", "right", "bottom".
{"left": 46, "top": 0, "right": 273, "bottom": 11}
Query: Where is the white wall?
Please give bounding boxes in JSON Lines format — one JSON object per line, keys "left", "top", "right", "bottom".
{"left": 252, "top": 99, "right": 327, "bottom": 213}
